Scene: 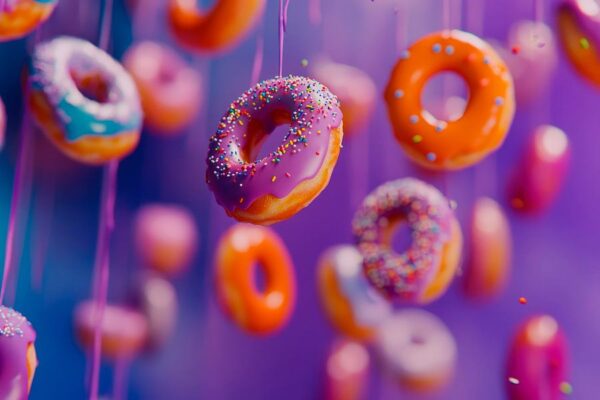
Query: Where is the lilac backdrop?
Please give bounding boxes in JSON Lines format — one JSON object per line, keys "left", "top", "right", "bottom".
{"left": 0, "top": 0, "right": 597, "bottom": 398}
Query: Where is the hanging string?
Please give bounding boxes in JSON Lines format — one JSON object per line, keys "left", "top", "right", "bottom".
{"left": 278, "top": 0, "right": 291, "bottom": 77}
{"left": 250, "top": 27, "right": 264, "bottom": 86}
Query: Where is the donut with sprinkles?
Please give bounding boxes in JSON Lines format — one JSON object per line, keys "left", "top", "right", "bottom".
{"left": 352, "top": 178, "right": 462, "bottom": 303}
{"left": 385, "top": 30, "right": 515, "bottom": 170}
{"left": 206, "top": 75, "right": 344, "bottom": 225}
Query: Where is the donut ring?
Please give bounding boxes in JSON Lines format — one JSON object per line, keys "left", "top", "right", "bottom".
{"left": 168, "top": 0, "right": 265, "bottom": 53}
{"left": 352, "top": 178, "right": 462, "bottom": 303}
{"left": 317, "top": 245, "right": 391, "bottom": 341}
{"left": 0, "top": 306, "right": 38, "bottom": 398}
{"left": 506, "top": 315, "right": 569, "bottom": 400}
{"left": 385, "top": 30, "right": 515, "bottom": 170}
{"left": 557, "top": 0, "right": 600, "bottom": 86}
{"left": 123, "top": 41, "right": 203, "bottom": 134}
{"left": 375, "top": 309, "right": 457, "bottom": 391}
{"left": 74, "top": 301, "right": 149, "bottom": 360}
{"left": 215, "top": 224, "right": 295, "bottom": 335}
{"left": 206, "top": 75, "right": 343, "bottom": 225}
{"left": 0, "top": 0, "right": 57, "bottom": 42}
{"left": 27, "top": 36, "right": 143, "bottom": 165}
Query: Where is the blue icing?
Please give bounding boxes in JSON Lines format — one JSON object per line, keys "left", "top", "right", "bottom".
{"left": 57, "top": 95, "right": 142, "bottom": 142}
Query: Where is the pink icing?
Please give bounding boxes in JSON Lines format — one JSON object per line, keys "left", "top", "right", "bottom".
{"left": 506, "top": 315, "right": 569, "bottom": 400}
{"left": 206, "top": 75, "right": 342, "bottom": 212}
{"left": 0, "top": 306, "right": 36, "bottom": 400}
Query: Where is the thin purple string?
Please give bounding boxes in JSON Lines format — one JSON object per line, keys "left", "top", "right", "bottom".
{"left": 250, "top": 28, "right": 264, "bottom": 86}
{"left": 278, "top": 0, "right": 291, "bottom": 77}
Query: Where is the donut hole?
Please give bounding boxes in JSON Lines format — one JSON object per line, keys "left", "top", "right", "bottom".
{"left": 252, "top": 261, "right": 269, "bottom": 294}
{"left": 384, "top": 217, "right": 413, "bottom": 255}
{"left": 70, "top": 70, "right": 110, "bottom": 103}
{"left": 421, "top": 72, "right": 468, "bottom": 122}
{"left": 242, "top": 109, "right": 292, "bottom": 162}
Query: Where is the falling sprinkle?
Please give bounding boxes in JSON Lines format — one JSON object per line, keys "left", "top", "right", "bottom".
{"left": 519, "top": 297, "right": 527, "bottom": 305}
{"left": 560, "top": 382, "right": 573, "bottom": 395}
{"left": 301, "top": 58, "right": 309, "bottom": 67}
{"left": 580, "top": 37, "right": 590, "bottom": 50}
{"left": 508, "top": 377, "right": 520, "bottom": 385}
{"left": 412, "top": 135, "right": 422, "bottom": 143}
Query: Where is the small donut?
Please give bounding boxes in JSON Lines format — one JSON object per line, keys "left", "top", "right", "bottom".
{"left": 494, "top": 21, "right": 557, "bottom": 106}
{"left": 168, "top": 0, "right": 265, "bottom": 53}
{"left": 352, "top": 178, "right": 462, "bottom": 303}
{"left": 206, "top": 75, "right": 344, "bottom": 225}
{"left": 132, "top": 274, "right": 178, "bottom": 350}
{"left": 74, "top": 301, "right": 148, "bottom": 360}
{"left": 463, "top": 197, "right": 512, "bottom": 300}
{"left": 557, "top": 0, "right": 600, "bottom": 86}
{"left": 374, "top": 309, "right": 456, "bottom": 392}
{"left": 508, "top": 125, "right": 570, "bottom": 213}
{"left": 317, "top": 245, "right": 391, "bottom": 341}
{"left": 506, "top": 315, "right": 569, "bottom": 400}
{"left": 123, "top": 41, "right": 203, "bottom": 135}
{"left": 324, "top": 339, "right": 370, "bottom": 400}
{"left": 134, "top": 204, "right": 199, "bottom": 277}
{"left": 0, "top": 0, "right": 57, "bottom": 42}
{"left": 214, "top": 223, "right": 295, "bottom": 334}
{"left": 310, "top": 60, "right": 376, "bottom": 137}
{"left": 385, "top": 30, "right": 515, "bottom": 170}
{"left": 0, "top": 306, "right": 37, "bottom": 399}
{"left": 27, "top": 36, "right": 143, "bottom": 165}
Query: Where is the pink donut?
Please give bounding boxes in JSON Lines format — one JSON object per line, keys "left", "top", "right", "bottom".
{"left": 463, "top": 197, "right": 512, "bottom": 300}
{"left": 506, "top": 315, "right": 569, "bottom": 400}
{"left": 494, "top": 21, "right": 557, "bottom": 106}
{"left": 508, "top": 125, "right": 570, "bottom": 213}
{"left": 134, "top": 204, "right": 199, "bottom": 277}
{"left": 310, "top": 60, "right": 376, "bottom": 137}
{"left": 123, "top": 41, "right": 203, "bottom": 134}
{"left": 324, "top": 339, "right": 370, "bottom": 400}
{"left": 374, "top": 309, "right": 456, "bottom": 391}
{"left": 352, "top": 178, "right": 462, "bottom": 303}
{"left": 74, "top": 301, "right": 149, "bottom": 360}
{"left": 206, "top": 75, "right": 344, "bottom": 225}
{"left": 0, "top": 306, "right": 37, "bottom": 399}
{"left": 133, "top": 274, "right": 178, "bottom": 350}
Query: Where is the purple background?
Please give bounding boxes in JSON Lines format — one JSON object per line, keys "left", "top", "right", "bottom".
{"left": 0, "top": 0, "right": 597, "bottom": 398}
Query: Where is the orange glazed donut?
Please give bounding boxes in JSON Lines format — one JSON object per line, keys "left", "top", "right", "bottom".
{"left": 168, "top": 0, "right": 266, "bottom": 53}
{"left": 385, "top": 30, "right": 515, "bottom": 170}
{"left": 0, "top": 0, "right": 57, "bottom": 42}
{"left": 215, "top": 224, "right": 295, "bottom": 335}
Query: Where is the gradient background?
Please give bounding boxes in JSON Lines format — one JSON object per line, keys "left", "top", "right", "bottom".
{"left": 0, "top": 0, "right": 596, "bottom": 398}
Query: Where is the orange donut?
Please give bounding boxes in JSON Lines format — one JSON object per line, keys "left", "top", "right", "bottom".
{"left": 168, "top": 0, "right": 266, "bottom": 53}
{"left": 0, "top": 0, "right": 57, "bottom": 42}
{"left": 214, "top": 224, "right": 295, "bottom": 335}
{"left": 556, "top": 0, "right": 600, "bottom": 86}
{"left": 385, "top": 30, "right": 515, "bottom": 170}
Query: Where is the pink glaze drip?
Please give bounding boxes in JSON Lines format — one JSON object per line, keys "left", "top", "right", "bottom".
{"left": 206, "top": 75, "right": 342, "bottom": 213}
{"left": 0, "top": 306, "right": 36, "bottom": 400}
{"left": 506, "top": 315, "right": 569, "bottom": 400}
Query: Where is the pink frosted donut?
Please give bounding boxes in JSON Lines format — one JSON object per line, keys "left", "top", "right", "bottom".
{"left": 310, "top": 60, "right": 375, "bottom": 137}
{"left": 352, "top": 178, "right": 462, "bottom": 303}
{"left": 74, "top": 301, "right": 149, "bottom": 360}
{"left": 134, "top": 204, "right": 199, "bottom": 277}
{"left": 123, "top": 41, "right": 202, "bottom": 135}
{"left": 506, "top": 315, "right": 569, "bottom": 400}
{"left": 0, "top": 306, "right": 37, "bottom": 399}
{"left": 324, "top": 339, "right": 370, "bottom": 400}
{"left": 374, "top": 309, "right": 456, "bottom": 391}
{"left": 508, "top": 125, "right": 570, "bottom": 213}
{"left": 317, "top": 245, "right": 392, "bottom": 341}
{"left": 463, "top": 197, "right": 512, "bottom": 300}
{"left": 206, "top": 75, "right": 344, "bottom": 225}
{"left": 133, "top": 274, "right": 178, "bottom": 350}
{"left": 494, "top": 21, "right": 557, "bottom": 106}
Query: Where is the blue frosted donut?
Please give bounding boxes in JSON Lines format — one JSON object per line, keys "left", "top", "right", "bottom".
{"left": 27, "top": 36, "right": 143, "bottom": 165}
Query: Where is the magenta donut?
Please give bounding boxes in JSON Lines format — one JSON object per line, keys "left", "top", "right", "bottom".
{"left": 0, "top": 306, "right": 37, "bottom": 399}
{"left": 352, "top": 178, "right": 462, "bottom": 303}
{"left": 206, "top": 75, "right": 344, "bottom": 225}
{"left": 506, "top": 315, "right": 569, "bottom": 400}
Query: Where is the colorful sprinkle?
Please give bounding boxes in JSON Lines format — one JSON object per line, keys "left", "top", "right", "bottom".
{"left": 400, "top": 50, "right": 410, "bottom": 59}
{"left": 511, "top": 45, "right": 520, "bottom": 54}
{"left": 508, "top": 377, "right": 520, "bottom": 385}
{"left": 432, "top": 43, "right": 442, "bottom": 53}
{"left": 426, "top": 152, "right": 437, "bottom": 161}
{"left": 301, "top": 58, "right": 309, "bottom": 67}
{"left": 394, "top": 89, "right": 404, "bottom": 99}
{"left": 580, "top": 37, "right": 590, "bottom": 50}
{"left": 519, "top": 297, "right": 527, "bottom": 305}
{"left": 409, "top": 115, "right": 419, "bottom": 124}
{"left": 445, "top": 45, "right": 455, "bottom": 55}
{"left": 495, "top": 97, "right": 504, "bottom": 106}
{"left": 560, "top": 382, "right": 573, "bottom": 395}
{"left": 412, "top": 135, "right": 423, "bottom": 143}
